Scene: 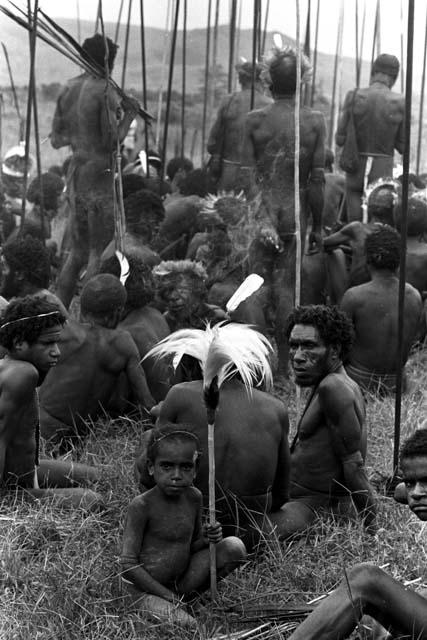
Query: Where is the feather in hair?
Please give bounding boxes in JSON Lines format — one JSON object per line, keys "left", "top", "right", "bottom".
{"left": 226, "top": 274, "right": 264, "bottom": 314}
{"left": 115, "top": 250, "right": 130, "bottom": 286}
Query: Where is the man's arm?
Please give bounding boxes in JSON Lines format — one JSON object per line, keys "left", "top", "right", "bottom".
{"left": 318, "top": 379, "right": 376, "bottom": 532}
{"left": 207, "top": 99, "right": 227, "bottom": 156}
{"left": 120, "top": 333, "right": 155, "bottom": 410}
{"left": 50, "top": 90, "right": 70, "bottom": 149}
{"left": 335, "top": 90, "right": 354, "bottom": 147}
{"left": 394, "top": 98, "right": 405, "bottom": 155}
{"left": 271, "top": 405, "right": 291, "bottom": 511}
{"left": 100, "top": 88, "right": 139, "bottom": 150}
{"left": 323, "top": 222, "right": 358, "bottom": 252}
{"left": 239, "top": 113, "right": 260, "bottom": 199}
{"left": 121, "top": 496, "right": 179, "bottom": 602}
{"left": 308, "top": 113, "right": 327, "bottom": 247}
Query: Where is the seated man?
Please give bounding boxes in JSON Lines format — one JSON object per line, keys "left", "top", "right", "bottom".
{"left": 100, "top": 253, "right": 171, "bottom": 402}
{"left": 341, "top": 227, "right": 422, "bottom": 394}
{"left": 0, "top": 296, "right": 101, "bottom": 510}
{"left": 39, "top": 274, "right": 155, "bottom": 451}
{"left": 135, "top": 326, "right": 290, "bottom": 550}
{"left": 1, "top": 235, "right": 67, "bottom": 315}
{"left": 288, "top": 428, "right": 427, "bottom": 640}
{"left": 269, "top": 305, "right": 376, "bottom": 539}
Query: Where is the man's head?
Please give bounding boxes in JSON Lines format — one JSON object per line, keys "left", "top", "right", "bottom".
{"left": 124, "top": 189, "right": 165, "bottom": 242}
{"left": 285, "top": 305, "right": 354, "bottom": 386}
{"left": 27, "top": 172, "right": 64, "bottom": 213}
{"left": 100, "top": 253, "right": 155, "bottom": 310}
{"left": 82, "top": 34, "right": 118, "bottom": 71}
{"left": 400, "top": 429, "right": 427, "bottom": 520}
{"left": 263, "top": 46, "right": 312, "bottom": 96}
{"left": 365, "top": 226, "right": 401, "bottom": 272}
{"left": 153, "top": 260, "right": 208, "bottom": 318}
{"left": 80, "top": 274, "right": 127, "bottom": 328}
{"left": 371, "top": 53, "right": 399, "bottom": 87}
{"left": 367, "top": 185, "right": 397, "bottom": 225}
{"left": 166, "top": 157, "right": 194, "bottom": 182}
{"left": 235, "top": 60, "right": 264, "bottom": 88}
{"left": 147, "top": 422, "right": 200, "bottom": 497}
{"left": 0, "top": 296, "right": 65, "bottom": 374}
{"left": 1, "top": 236, "right": 51, "bottom": 298}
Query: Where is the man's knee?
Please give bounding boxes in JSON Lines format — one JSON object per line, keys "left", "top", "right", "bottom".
{"left": 346, "top": 563, "right": 384, "bottom": 600}
{"left": 217, "top": 536, "right": 247, "bottom": 568}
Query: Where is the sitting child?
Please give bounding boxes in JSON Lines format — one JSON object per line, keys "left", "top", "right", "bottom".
{"left": 120, "top": 423, "right": 247, "bottom": 627}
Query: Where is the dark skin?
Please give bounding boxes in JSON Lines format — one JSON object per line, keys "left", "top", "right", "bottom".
{"left": 340, "top": 265, "right": 422, "bottom": 377}
{"left": 0, "top": 324, "right": 101, "bottom": 509}
{"left": 288, "top": 453, "right": 427, "bottom": 640}
{"left": 39, "top": 308, "right": 154, "bottom": 449}
{"left": 122, "top": 438, "right": 245, "bottom": 609}
{"left": 269, "top": 324, "right": 375, "bottom": 538}
{"left": 136, "top": 379, "right": 290, "bottom": 547}
{"left": 241, "top": 86, "right": 326, "bottom": 373}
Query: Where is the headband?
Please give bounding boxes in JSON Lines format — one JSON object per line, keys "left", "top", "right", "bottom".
{"left": 0, "top": 310, "right": 61, "bottom": 330}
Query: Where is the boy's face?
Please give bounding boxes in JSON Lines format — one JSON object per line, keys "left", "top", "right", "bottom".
{"left": 17, "top": 324, "right": 62, "bottom": 374}
{"left": 401, "top": 455, "right": 427, "bottom": 520}
{"left": 148, "top": 438, "right": 197, "bottom": 498}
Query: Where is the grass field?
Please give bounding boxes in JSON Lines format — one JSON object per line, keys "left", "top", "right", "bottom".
{"left": 1, "top": 349, "right": 426, "bottom": 640}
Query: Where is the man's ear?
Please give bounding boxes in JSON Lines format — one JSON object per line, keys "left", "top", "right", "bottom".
{"left": 147, "top": 460, "right": 154, "bottom": 476}
{"left": 12, "top": 338, "right": 28, "bottom": 352}
{"left": 330, "top": 344, "right": 341, "bottom": 361}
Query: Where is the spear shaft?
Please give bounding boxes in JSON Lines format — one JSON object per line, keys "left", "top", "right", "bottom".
{"left": 180, "top": 0, "right": 187, "bottom": 158}
{"left": 228, "top": 0, "right": 237, "bottom": 94}
{"left": 139, "top": 0, "right": 150, "bottom": 176}
{"left": 416, "top": 7, "right": 427, "bottom": 174}
{"left": 1, "top": 42, "right": 23, "bottom": 140}
{"left": 121, "top": 0, "right": 133, "bottom": 90}
{"left": 161, "top": 0, "right": 180, "bottom": 180}
{"left": 310, "top": 0, "right": 320, "bottom": 107}
{"left": 201, "top": 0, "right": 212, "bottom": 162}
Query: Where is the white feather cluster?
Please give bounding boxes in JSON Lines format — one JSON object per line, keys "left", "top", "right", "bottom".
{"left": 144, "top": 322, "right": 273, "bottom": 393}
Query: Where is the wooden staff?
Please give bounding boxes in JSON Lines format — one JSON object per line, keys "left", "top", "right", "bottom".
{"left": 310, "top": 0, "right": 320, "bottom": 107}
{"left": 201, "top": 0, "right": 212, "bottom": 162}
{"left": 416, "top": 7, "right": 427, "bottom": 174}
{"left": 161, "top": 0, "right": 180, "bottom": 181}
{"left": 355, "top": 0, "right": 366, "bottom": 88}
{"left": 31, "top": 54, "right": 46, "bottom": 245}
{"left": 235, "top": 0, "right": 242, "bottom": 88}
{"left": 139, "top": 0, "right": 150, "bottom": 176}
{"left": 20, "top": 0, "right": 38, "bottom": 231}
{"left": 121, "top": 0, "right": 133, "bottom": 90}
{"left": 370, "top": 0, "right": 380, "bottom": 69}
{"left": 155, "top": 0, "right": 172, "bottom": 150}
{"left": 208, "top": 0, "right": 220, "bottom": 133}
{"left": 327, "top": 0, "right": 344, "bottom": 150}
{"left": 76, "top": 0, "right": 81, "bottom": 44}
{"left": 114, "top": 0, "right": 125, "bottom": 43}
{"left": 393, "top": 0, "right": 414, "bottom": 473}
{"left": 303, "top": 0, "right": 311, "bottom": 105}
{"left": 180, "top": 0, "right": 187, "bottom": 158}
{"left": 261, "top": 0, "right": 270, "bottom": 56}
{"left": 250, "top": 0, "right": 260, "bottom": 110}
{"left": 1, "top": 43, "right": 24, "bottom": 141}
{"left": 95, "top": 0, "right": 101, "bottom": 34}
{"left": 295, "top": 0, "right": 302, "bottom": 308}
{"left": 400, "top": 0, "right": 405, "bottom": 94}
{"left": 228, "top": 0, "right": 237, "bottom": 94}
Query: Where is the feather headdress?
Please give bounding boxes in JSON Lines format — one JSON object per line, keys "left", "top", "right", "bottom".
{"left": 261, "top": 36, "right": 313, "bottom": 87}
{"left": 145, "top": 321, "right": 273, "bottom": 393}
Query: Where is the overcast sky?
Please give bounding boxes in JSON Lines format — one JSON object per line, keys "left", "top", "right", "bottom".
{"left": 7, "top": 0, "right": 427, "bottom": 73}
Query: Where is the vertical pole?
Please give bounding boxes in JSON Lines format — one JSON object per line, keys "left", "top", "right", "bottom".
{"left": 393, "top": 0, "right": 414, "bottom": 473}
{"left": 76, "top": 0, "right": 81, "bottom": 44}
{"left": 328, "top": 1, "right": 343, "bottom": 150}
{"left": 201, "top": 0, "right": 212, "bottom": 162}
{"left": 32, "top": 71, "right": 45, "bottom": 245}
{"left": 208, "top": 421, "right": 217, "bottom": 599}
{"left": 416, "top": 8, "right": 427, "bottom": 175}
{"left": 355, "top": 0, "right": 359, "bottom": 86}
{"left": 371, "top": 0, "right": 379, "bottom": 70}
{"left": 235, "top": 0, "right": 243, "bottom": 89}
{"left": 209, "top": 0, "right": 220, "bottom": 128}
{"left": 228, "top": 0, "right": 237, "bottom": 94}
{"left": 181, "top": 0, "right": 187, "bottom": 158}
{"left": 121, "top": 0, "right": 133, "bottom": 90}
{"left": 400, "top": 0, "right": 405, "bottom": 94}
{"left": 161, "top": 0, "right": 180, "bottom": 181}
{"left": 261, "top": 0, "right": 270, "bottom": 57}
{"left": 156, "top": 0, "right": 172, "bottom": 150}
{"left": 295, "top": 0, "right": 301, "bottom": 308}
{"left": 139, "top": 0, "right": 150, "bottom": 176}
{"left": 310, "top": 0, "right": 320, "bottom": 107}
{"left": 250, "top": 0, "right": 259, "bottom": 110}
{"left": 303, "top": 0, "right": 311, "bottom": 105}
{"left": 114, "top": 0, "right": 125, "bottom": 43}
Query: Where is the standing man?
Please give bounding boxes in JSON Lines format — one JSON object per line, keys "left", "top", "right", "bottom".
{"left": 207, "top": 60, "right": 272, "bottom": 192}
{"left": 51, "top": 34, "right": 141, "bottom": 307}
{"left": 269, "top": 305, "right": 376, "bottom": 539}
{"left": 240, "top": 47, "right": 326, "bottom": 374}
{"left": 336, "top": 53, "right": 405, "bottom": 221}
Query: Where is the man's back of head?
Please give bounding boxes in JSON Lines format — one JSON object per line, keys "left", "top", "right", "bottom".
{"left": 80, "top": 274, "right": 127, "bottom": 329}
{"left": 82, "top": 33, "right": 118, "bottom": 72}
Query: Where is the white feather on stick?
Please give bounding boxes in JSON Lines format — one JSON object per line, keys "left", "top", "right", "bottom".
{"left": 273, "top": 32, "right": 283, "bottom": 49}
{"left": 115, "top": 250, "right": 130, "bottom": 286}
{"left": 226, "top": 274, "right": 264, "bottom": 314}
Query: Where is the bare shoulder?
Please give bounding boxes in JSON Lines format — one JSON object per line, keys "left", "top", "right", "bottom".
{"left": 186, "top": 486, "right": 202, "bottom": 506}
{"left": 405, "top": 282, "right": 422, "bottom": 304}
{"left": 318, "top": 372, "right": 355, "bottom": 403}
{"left": 0, "top": 360, "right": 38, "bottom": 393}
{"left": 128, "top": 490, "right": 155, "bottom": 515}
{"left": 246, "top": 105, "right": 271, "bottom": 124}
{"left": 109, "top": 328, "right": 139, "bottom": 355}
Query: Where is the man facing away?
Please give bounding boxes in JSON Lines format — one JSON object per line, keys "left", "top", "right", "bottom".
{"left": 207, "top": 60, "right": 272, "bottom": 192}
{"left": 336, "top": 53, "right": 405, "bottom": 221}
{"left": 269, "top": 305, "right": 376, "bottom": 539}
{"left": 341, "top": 226, "right": 422, "bottom": 395}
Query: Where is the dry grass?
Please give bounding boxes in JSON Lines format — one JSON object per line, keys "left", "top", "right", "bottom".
{"left": 1, "top": 352, "right": 427, "bottom": 639}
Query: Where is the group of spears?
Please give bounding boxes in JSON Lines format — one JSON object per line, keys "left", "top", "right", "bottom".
{"left": 2, "top": 0, "right": 427, "bottom": 636}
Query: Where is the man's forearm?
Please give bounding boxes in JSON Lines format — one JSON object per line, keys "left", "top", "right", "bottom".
{"left": 308, "top": 168, "right": 325, "bottom": 231}
{"left": 343, "top": 462, "right": 376, "bottom": 528}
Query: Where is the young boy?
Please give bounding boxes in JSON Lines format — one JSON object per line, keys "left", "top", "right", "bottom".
{"left": 288, "top": 428, "right": 427, "bottom": 640}
{"left": 121, "top": 423, "right": 247, "bottom": 627}
{"left": 0, "top": 296, "right": 102, "bottom": 509}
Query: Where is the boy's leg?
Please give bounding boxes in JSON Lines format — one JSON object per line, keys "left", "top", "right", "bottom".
{"left": 37, "top": 459, "right": 99, "bottom": 488}
{"left": 122, "top": 579, "right": 197, "bottom": 627}
{"left": 288, "top": 563, "right": 427, "bottom": 640}
{"left": 177, "top": 536, "right": 247, "bottom": 595}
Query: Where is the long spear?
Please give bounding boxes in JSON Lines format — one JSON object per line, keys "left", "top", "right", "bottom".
{"left": 114, "top": 0, "right": 125, "bottom": 44}
{"left": 250, "top": 0, "right": 260, "bottom": 110}
{"left": 121, "top": 0, "right": 133, "bottom": 90}
{"left": 161, "top": 0, "right": 180, "bottom": 180}
{"left": 370, "top": 0, "right": 380, "bottom": 70}
{"left": 201, "top": 0, "right": 212, "bottom": 162}
{"left": 208, "top": 0, "right": 220, "bottom": 136}
{"left": 328, "top": 0, "right": 344, "bottom": 149}
{"left": 416, "top": 7, "right": 427, "bottom": 174}
{"left": 31, "top": 51, "right": 46, "bottom": 244}
{"left": 155, "top": 0, "right": 172, "bottom": 149}
{"left": 1, "top": 42, "right": 24, "bottom": 141}
{"left": 261, "top": 0, "right": 270, "bottom": 57}
{"left": 295, "top": 2, "right": 302, "bottom": 308}
{"left": 76, "top": 0, "right": 81, "bottom": 44}
{"left": 310, "top": 0, "right": 320, "bottom": 107}
{"left": 139, "top": 0, "right": 150, "bottom": 176}
{"left": 235, "top": 0, "right": 242, "bottom": 89}
{"left": 393, "top": 0, "right": 414, "bottom": 474}
{"left": 303, "top": 0, "right": 311, "bottom": 105}
{"left": 180, "top": 0, "right": 187, "bottom": 158}
{"left": 400, "top": 0, "right": 405, "bottom": 94}
{"left": 228, "top": 0, "right": 237, "bottom": 94}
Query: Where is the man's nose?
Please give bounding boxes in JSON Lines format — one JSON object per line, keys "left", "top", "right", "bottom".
{"left": 293, "top": 347, "right": 306, "bottom": 362}
{"left": 51, "top": 344, "right": 60, "bottom": 357}
{"left": 411, "top": 481, "right": 427, "bottom": 499}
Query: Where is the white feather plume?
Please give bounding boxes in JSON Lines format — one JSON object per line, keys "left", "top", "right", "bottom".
{"left": 144, "top": 322, "right": 273, "bottom": 393}
{"left": 115, "top": 250, "right": 130, "bottom": 286}
{"left": 273, "top": 33, "right": 283, "bottom": 49}
{"left": 226, "top": 274, "right": 264, "bottom": 314}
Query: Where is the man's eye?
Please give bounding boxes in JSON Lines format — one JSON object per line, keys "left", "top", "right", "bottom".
{"left": 405, "top": 481, "right": 414, "bottom": 489}
{"left": 182, "top": 464, "right": 193, "bottom": 471}
{"left": 160, "top": 463, "right": 172, "bottom": 470}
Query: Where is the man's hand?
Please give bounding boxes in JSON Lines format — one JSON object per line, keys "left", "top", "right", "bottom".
{"left": 202, "top": 521, "right": 223, "bottom": 544}
{"left": 259, "top": 226, "right": 282, "bottom": 252}
{"left": 307, "top": 229, "right": 323, "bottom": 254}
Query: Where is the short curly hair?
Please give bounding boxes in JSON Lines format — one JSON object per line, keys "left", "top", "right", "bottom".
{"left": 0, "top": 296, "right": 66, "bottom": 350}
{"left": 166, "top": 157, "right": 193, "bottom": 181}
{"left": 366, "top": 226, "right": 400, "bottom": 271}
{"left": 100, "top": 253, "right": 155, "bottom": 308}
{"left": 82, "top": 33, "right": 118, "bottom": 71}
{"left": 285, "top": 305, "right": 354, "bottom": 361}
{"left": 147, "top": 422, "right": 201, "bottom": 463}
{"left": 400, "top": 429, "right": 427, "bottom": 464}
{"left": 124, "top": 189, "right": 165, "bottom": 237}
{"left": 26, "top": 172, "right": 64, "bottom": 211}
{"left": 3, "top": 236, "right": 51, "bottom": 288}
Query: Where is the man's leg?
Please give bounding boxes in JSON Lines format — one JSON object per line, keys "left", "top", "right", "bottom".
{"left": 176, "top": 537, "right": 247, "bottom": 595}
{"left": 345, "top": 160, "right": 366, "bottom": 222}
{"left": 288, "top": 563, "right": 427, "bottom": 640}
{"left": 325, "top": 249, "right": 349, "bottom": 304}
{"left": 37, "top": 459, "right": 99, "bottom": 488}
{"left": 122, "top": 581, "right": 197, "bottom": 627}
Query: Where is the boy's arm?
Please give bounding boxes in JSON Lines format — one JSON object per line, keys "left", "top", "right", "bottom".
{"left": 121, "top": 497, "right": 179, "bottom": 602}
{"left": 271, "top": 406, "right": 291, "bottom": 510}
{"left": 190, "top": 491, "right": 222, "bottom": 552}
{"left": 119, "top": 333, "right": 155, "bottom": 410}
{"left": 318, "top": 380, "right": 376, "bottom": 533}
